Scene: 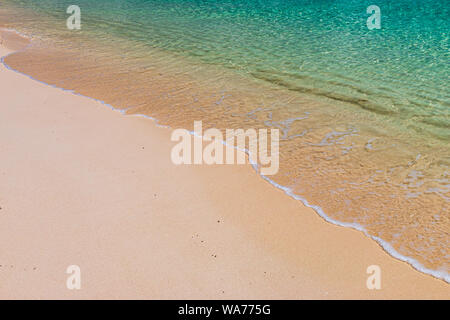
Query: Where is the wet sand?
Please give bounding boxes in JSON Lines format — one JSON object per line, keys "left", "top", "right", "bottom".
{"left": 0, "top": 29, "right": 448, "bottom": 299}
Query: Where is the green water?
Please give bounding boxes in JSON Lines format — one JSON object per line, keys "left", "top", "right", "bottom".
{"left": 1, "top": 0, "right": 449, "bottom": 281}
{"left": 4, "top": 0, "right": 449, "bottom": 138}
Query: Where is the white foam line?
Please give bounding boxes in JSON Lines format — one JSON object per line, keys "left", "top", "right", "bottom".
{"left": 1, "top": 28, "right": 448, "bottom": 284}
{"left": 256, "top": 174, "right": 450, "bottom": 283}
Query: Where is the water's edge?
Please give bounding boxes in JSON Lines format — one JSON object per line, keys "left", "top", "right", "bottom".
{"left": 1, "top": 28, "right": 448, "bottom": 284}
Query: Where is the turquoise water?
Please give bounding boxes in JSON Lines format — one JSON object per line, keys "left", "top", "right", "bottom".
{"left": 1, "top": 0, "right": 449, "bottom": 281}
{"left": 5, "top": 0, "right": 449, "bottom": 138}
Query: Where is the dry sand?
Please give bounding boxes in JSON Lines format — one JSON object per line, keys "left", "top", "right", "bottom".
{"left": 0, "top": 29, "right": 448, "bottom": 299}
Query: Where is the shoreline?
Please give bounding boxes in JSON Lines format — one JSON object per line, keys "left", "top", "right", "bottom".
{"left": 3, "top": 28, "right": 449, "bottom": 285}
{"left": 0, "top": 29, "right": 449, "bottom": 299}
{"left": 2, "top": 15, "right": 449, "bottom": 280}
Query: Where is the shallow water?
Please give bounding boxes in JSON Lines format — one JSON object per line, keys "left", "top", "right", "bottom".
{"left": 1, "top": 0, "right": 448, "bottom": 281}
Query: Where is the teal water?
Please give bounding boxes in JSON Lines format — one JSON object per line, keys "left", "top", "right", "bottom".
{"left": 1, "top": 0, "right": 449, "bottom": 281}
{"left": 4, "top": 0, "right": 449, "bottom": 138}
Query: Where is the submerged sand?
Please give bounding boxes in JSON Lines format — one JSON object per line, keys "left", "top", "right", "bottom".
{"left": 0, "top": 29, "right": 448, "bottom": 299}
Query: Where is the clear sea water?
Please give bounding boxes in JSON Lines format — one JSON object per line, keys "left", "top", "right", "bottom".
{"left": 1, "top": 0, "right": 448, "bottom": 281}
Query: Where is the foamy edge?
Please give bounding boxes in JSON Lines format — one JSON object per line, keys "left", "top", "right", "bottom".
{"left": 1, "top": 27, "right": 448, "bottom": 284}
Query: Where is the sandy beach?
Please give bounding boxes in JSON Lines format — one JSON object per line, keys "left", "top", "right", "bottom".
{"left": 0, "top": 29, "right": 448, "bottom": 299}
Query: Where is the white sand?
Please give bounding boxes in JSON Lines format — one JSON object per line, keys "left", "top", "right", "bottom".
{"left": 0, "top": 30, "right": 448, "bottom": 299}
